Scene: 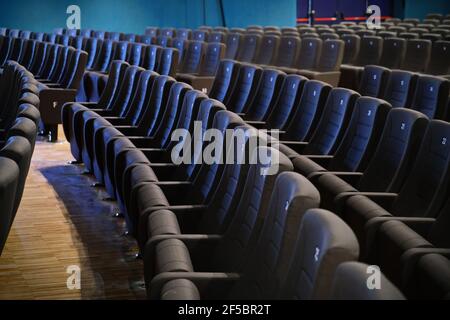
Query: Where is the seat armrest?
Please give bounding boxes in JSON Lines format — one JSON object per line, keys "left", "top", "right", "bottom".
{"left": 141, "top": 148, "right": 170, "bottom": 162}
{"left": 128, "top": 136, "right": 157, "bottom": 148}
{"left": 278, "top": 141, "right": 308, "bottom": 153}
{"left": 116, "top": 126, "right": 141, "bottom": 136}
{"left": 402, "top": 248, "right": 450, "bottom": 289}
{"left": 245, "top": 120, "right": 267, "bottom": 129}
{"left": 364, "top": 217, "right": 436, "bottom": 258}
{"left": 79, "top": 102, "right": 100, "bottom": 108}
{"left": 337, "top": 192, "right": 398, "bottom": 212}
{"left": 155, "top": 182, "right": 194, "bottom": 202}
{"left": 149, "top": 271, "right": 240, "bottom": 300}
{"left": 303, "top": 155, "right": 334, "bottom": 167}
{"left": 149, "top": 163, "right": 178, "bottom": 180}
{"left": 320, "top": 171, "right": 363, "bottom": 186}
{"left": 106, "top": 117, "right": 129, "bottom": 126}
{"left": 44, "top": 83, "right": 62, "bottom": 88}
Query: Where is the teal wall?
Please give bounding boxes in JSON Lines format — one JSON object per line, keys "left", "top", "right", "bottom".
{"left": 0, "top": 0, "right": 297, "bottom": 33}
{"left": 403, "top": 0, "right": 450, "bottom": 19}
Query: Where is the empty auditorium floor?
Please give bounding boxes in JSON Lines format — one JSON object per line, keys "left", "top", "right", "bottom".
{"left": 0, "top": 128, "right": 146, "bottom": 300}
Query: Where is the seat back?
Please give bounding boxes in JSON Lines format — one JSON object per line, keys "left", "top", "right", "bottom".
{"left": 43, "top": 33, "right": 56, "bottom": 43}
{"left": 137, "top": 75, "right": 176, "bottom": 136}
{"left": 92, "top": 39, "right": 114, "bottom": 72}
{"left": 179, "top": 40, "right": 206, "bottom": 74}
{"left": 236, "top": 33, "right": 262, "bottom": 63}
{"left": 165, "top": 90, "right": 208, "bottom": 151}
{"left": 382, "top": 70, "right": 418, "bottom": 108}
{"left": 192, "top": 29, "right": 207, "bottom": 41}
{"left": 303, "top": 88, "right": 360, "bottom": 156}
{"left": 120, "top": 33, "right": 136, "bottom": 42}
{"left": 108, "top": 41, "right": 129, "bottom": 70}
{"left": 93, "top": 31, "right": 105, "bottom": 39}
{"left": 138, "top": 35, "right": 153, "bottom": 45}
{"left": 186, "top": 107, "right": 243, "bottom": 200}
{"left": 329, "top": 97, "right": 391, "bottom": 172}
{"left": 211, "top": 147, "right": 294, "bottom": 273}
{"left": 84, "top": 38, "right": 99, "bottom": 69}
{"left": 198, "top": 42, "right": 226, "bottom": 76}
{"left": 331, "top": 262, "right": 405, "bottom": 300}
{"left": 0, "top": 136, "right": 32, "bottom": 220}
{"left": 170, "top": 38, "right": 186, "bottom": 63}
{"left": 145, "top": 27, "right": 158, "bottom": 38}
{"left": 230, "top": 173, "right": 321, "bottom": 299}
{"left": 61, "top": 49, "right": 88, "bottom": 90}
{"left": 0, "top": 36, "right": 12, "bottom": 65}
{"left": 208, "top": 60, "right": 239, "bottom": 103}
{"left": 141, "top": 45, "right": 160, "bottom": 71}
{"left": 342, "top": 34, "right": 361, "bottom": 64}
{"left": 120, "top": 70, "right": 158, "bottom": 121}
{"left": 401, "top": 39, "right": 432, "bottom": 72}
{"left": 49, "top": 45, "right": 70, "bottom": 83}
{"left": 243, "top": 69, "right": 285, "bottom": 121}
{"left": 255, "top": 35, "right": 280, "bottom": 65}
{"left": 19, "top": 39, "right": 36, "bottom": 69}
{"left": 358, "top": 108, "right": 429, "bottom": 193}
{"left": 150, "top": 82, "right": 192, "bottom": 149}
{"left": 358, "top": 65, "right": 391, "bottom": 98}
{"left": 17, "top": 104, "right": 40, "bottom": 126}
{"left": 410, "top": 75, "right": 450, "bottom": 119}
{"left": 281, "top": 209, "right": 359, "bottom": 299}
{"left": 106, "top": 32, "right": 121, "bottom": 41}
{"left": 285, "top": 80, "right": 332, "bottom": 141}
{"left": 224, "top": 63, "right": 263, "bottom": 114}
{"left": 97, "top": 60, "right": 129, "bottom": 109}
{"left": 274, "top": 36, "right": 301, "bottom": 68}
{"left": 355, "top": 36, "right": 383, "bottom": 66}
{"left": 56, "top": 34, "right": 70, "bottom": 46}
{"left": 0, "top": 157, "right": 19, "bottom": 255}
{"left": 392, "top": 120, "right": 450, "bottom": 218}
{"left": 207, "top": 31, "right": 226, "bottom": 43}
{"left": 316, "top": 39, "right": 344, "bottom": 72}
{"left": 426, "top": 40, "right": 450, "bottom": 75}
{"left": 175, "top": 28, "right": 191, "bottom": 40}
{"left": 266, "top": 74, "right": 308, "bottom": 129}
{"left": 8, "top": 37, "right": 25, "bottom": 62}
{"left": 70, "top": 35, "right": 84, "bottom": 49}
{"left": 224, "top": 33, "right": 242, "bottom": 59}
{"left": 156, "top": 47, "right": 179, "bottom": 76}
{"left": 153, "top": 35, "right": 172, "bottom": 47}
{"left": 295, "top": 38, "right": 322, "bottom": 69}
{"left": 127, "top": 43, "right": 145, "bottom": 66}
{"left": 107, "top": 65, "right": 143, "bottom": 115}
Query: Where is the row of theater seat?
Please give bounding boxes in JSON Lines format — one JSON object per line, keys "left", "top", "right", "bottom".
{"left": 0, "top": 61, "right": 40, "bottom": 255}
{"left": 143, "top": 22, "right": 450, "bottom": 75}
{"left": 82, "top": 38, "right": 226, "bottom": 103}
{"left": 385, "top": 13, "right": 450, "bottom": 25}
{"left": 0, "top": 35, "right": 87, "bottom": 140}
{"left": 62, "top": 55, "right": 449, "bottom": 299}
{"left": 61, "top": 61, "right": 405, "bottom": 300}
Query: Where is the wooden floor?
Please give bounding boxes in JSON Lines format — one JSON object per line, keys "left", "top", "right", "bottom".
{"left": 0, "top": 130, "right": 146, "bottom": 300}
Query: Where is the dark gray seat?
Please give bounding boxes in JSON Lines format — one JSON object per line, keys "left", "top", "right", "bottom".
{"left": 315, "top": 108, "right": 428, "bottom": 210}
{"left": 341, "top": 120, "right": 450, "bottom": 260}
{"left": 292, "top": 96, "right": 391, "bottom": 179}
{"left": 0, "top": 157, "right": 19, "bottom": 255}
{"left": 331, "top": 262, "right": 405, "bottom": 300}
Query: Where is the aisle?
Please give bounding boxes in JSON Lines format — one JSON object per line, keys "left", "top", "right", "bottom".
{"left": 0, "top": 132, "right": 146, "bottom": 300}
